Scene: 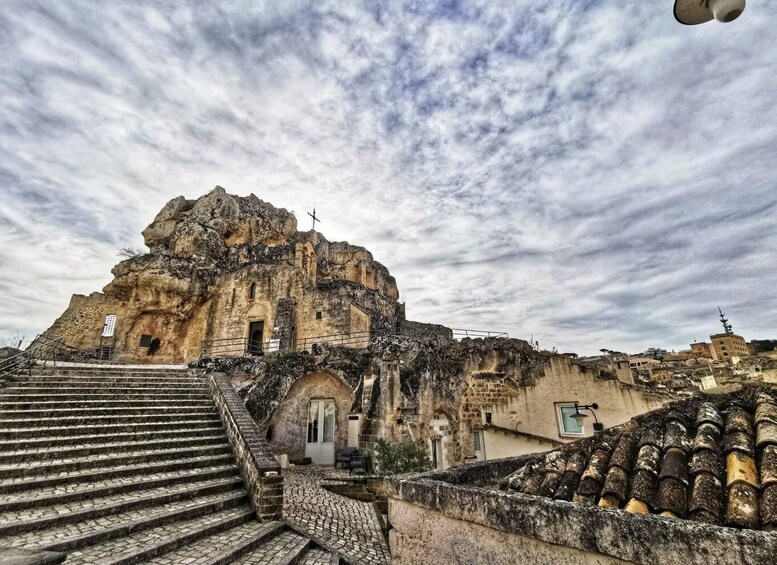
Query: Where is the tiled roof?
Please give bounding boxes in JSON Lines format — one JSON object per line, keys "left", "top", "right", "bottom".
{"left": 500, "top": 386, "right": 777, "bottom": 530}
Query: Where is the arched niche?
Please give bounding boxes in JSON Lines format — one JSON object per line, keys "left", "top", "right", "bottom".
{"left": 266, "top": 370, "right": 354, "bottom": 460}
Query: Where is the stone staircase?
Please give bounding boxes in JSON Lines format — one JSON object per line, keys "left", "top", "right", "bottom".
{"left": 0, "top": 364, "right": 344, "bottom": 564}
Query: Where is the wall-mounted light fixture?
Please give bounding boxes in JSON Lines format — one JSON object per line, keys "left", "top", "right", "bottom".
{"left": 570, "top": 403, "right": 604, "bottom": 432}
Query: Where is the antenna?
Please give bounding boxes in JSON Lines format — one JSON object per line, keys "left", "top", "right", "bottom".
{"left": 718, "top": 306, "right": 733, "bottom": 335}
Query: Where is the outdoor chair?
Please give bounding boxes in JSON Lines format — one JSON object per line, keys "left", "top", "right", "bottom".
{"left": 335, "top": 447, "right": 359, "bottom": 469}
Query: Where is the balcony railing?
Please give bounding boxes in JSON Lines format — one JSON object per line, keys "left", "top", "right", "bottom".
{"left": 200, "top": 326, "right": 510, "bottom": 359}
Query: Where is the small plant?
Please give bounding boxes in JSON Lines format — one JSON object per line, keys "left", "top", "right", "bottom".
{"left": 373, "top": 438, "right": 432, "bottom": 475}
{"left": 117, "top": 246, "right": 144, "bottom": 258}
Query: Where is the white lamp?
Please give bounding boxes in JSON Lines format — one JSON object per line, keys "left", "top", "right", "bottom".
{"left": 674, "top": 0, "right": 746, "bottom": 25}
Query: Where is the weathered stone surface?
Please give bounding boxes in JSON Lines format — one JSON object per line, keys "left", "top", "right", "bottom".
{"left": 37, "top": 187, "right": 404, "bottom": 364}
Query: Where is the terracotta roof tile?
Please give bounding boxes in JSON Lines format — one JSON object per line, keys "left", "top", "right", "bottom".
{"left": 629, "top": 470, "right": 658, "bottom": 510}
{"left": 657, "top": 477, "right": 687, "bottom": 517}
{"left": 693, "top": 422, "right": 722, "bottom": 452}
{"left": 761, "top": 445, "right": 777, "bottom": 487}
{"left": 726, "top": 482, "right": 759, "bottom": 529}
{"left": 601, "top": 466, "right": 629, "bottom": 503}
{"left": 660, "top": 448, "right": 689, "bottom": 484}
{"left": 608, "top": 433, "right": 637, "bottom": 471}
{"left": 724, "top": 430, "right": 755, "bottom": 456}
{"left": 725, "top": 408, "right": 753, "bottom": 435}
{"left": 501, "top": 386, "right": 777, "bottom": 531}
{"left": 756, "top": 421, "right": 777, "bottom": 448}
{"left": 663, "top": 420, "right": 691, "bottom": 453}
{"left": 760, "top": 484, "right": 777, "bottom": 529}
{"left": 689, "top": 472, "right": 723, "bottom": 524}
{"left": 696, "top": 402, "right": 723, "bottom": 428}
{"left": 634, "top": 444, "right": 661, "bottom": 475}
{"left": 689, "top": 448, "right": 725, "bottom": 478}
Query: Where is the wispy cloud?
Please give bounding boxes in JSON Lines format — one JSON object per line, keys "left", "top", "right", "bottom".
{"left": 1, "top": 0, "right": 776, "bottom": 354}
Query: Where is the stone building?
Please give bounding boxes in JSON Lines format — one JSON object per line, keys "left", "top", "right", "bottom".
{"left": 37, "top": 187, "right": 443, "bottom": 364}
{"left": 710, "top": 333, "right": 750, "bottom": 362}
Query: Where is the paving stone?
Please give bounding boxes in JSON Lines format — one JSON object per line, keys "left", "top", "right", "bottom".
{"left": 283, "top": 467, "right": 390, "bottom": 565}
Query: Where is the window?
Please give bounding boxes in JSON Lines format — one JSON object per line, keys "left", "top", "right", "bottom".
{"left": 473, "top": 431, "right": 482, "bottom": 452}
{"left": 102, "top": 314, "right": 117, "bottom": 337}
{"left": 139, "top": 334, "right": 152, "bottom": 347}
{"left": 316, "top": 311, "right": 322, "bottom": 320}
{"left": 557, "top": 404, "right": 584, "bottom": 436}
{"left": 249, "top": 283, "right": 256, "bottom": 300}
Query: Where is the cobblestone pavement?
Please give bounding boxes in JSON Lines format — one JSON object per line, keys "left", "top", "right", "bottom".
{"left": 283, "top": 466, "right": 390, "bottom": 565}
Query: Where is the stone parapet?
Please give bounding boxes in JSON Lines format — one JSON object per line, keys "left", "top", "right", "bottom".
{"left": 208, "top": 372, "right": 283, "bottom": 520}
{"left": 389, "top": 457, "right": 777, "bottom": 564}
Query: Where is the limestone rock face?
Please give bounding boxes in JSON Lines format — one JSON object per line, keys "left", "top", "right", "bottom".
{"left": 143, "top": 187, "right": 298, "bottom": 255}
{"left": 40, "top": 186, "right": 402, "bottom": 364}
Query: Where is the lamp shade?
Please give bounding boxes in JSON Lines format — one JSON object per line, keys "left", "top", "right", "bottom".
{"left": 674, "top": 0, "right": 745, "bottom": 25}
{"left": 570, "top": 411, "right": 588, "bottom": 423}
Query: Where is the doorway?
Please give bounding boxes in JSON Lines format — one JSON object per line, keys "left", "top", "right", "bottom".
{"left": 248, "top": 321, "right": 264, "bottom": 355}
{"left": 431, "top": 438, "right": 444, "bottom": 470}
{"left": 305, "top": 399, "right": 336, "bottom": 465}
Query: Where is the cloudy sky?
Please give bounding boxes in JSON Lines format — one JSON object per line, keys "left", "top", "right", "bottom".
{"left": 1, "top": 0, "right": 775, "bottom": 355}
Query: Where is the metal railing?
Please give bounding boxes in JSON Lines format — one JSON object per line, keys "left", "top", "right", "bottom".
{"left": 451, "top": 329, "right": 510, "bottom": 339}
{"left": 200, "top": 326, "right": 510, "bottom": 359}
{"left": 200, "top": 337, "right": 275, "bottom": 358}
{"left": 0, "top": 334, "right": 77, "bottom": 382}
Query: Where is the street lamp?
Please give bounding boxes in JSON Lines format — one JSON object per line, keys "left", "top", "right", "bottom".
{"left": 569, "top": 403, "right": 605, "bottom": 432}
{"left": 674, "top": 0, "right": 746, "bottom": 25}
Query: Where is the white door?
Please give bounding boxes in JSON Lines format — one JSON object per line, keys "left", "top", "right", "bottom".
{"left": 305, "top": 399, "right": 336, "bottom": 465}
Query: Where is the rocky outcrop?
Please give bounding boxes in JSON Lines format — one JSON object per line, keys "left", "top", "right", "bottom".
{"left": 39, "top": 186, "right": 404, "bottom": 363}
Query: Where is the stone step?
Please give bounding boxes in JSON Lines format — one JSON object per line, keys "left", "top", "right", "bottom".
{"left": 0, "top": 405, "right": 217, "bottom": 419}
{"left": 0, "top": 412, "right": 222, "bottom": 431}
{"left": 30, "top": 367, "right": 192, "bottom": 376}
{"left": 232, "top": 529, "right": 313, "bottom": 565}
{"left": 0, "top": 443, "right": 233, "bottom": 478}
{"left": 2, "top": 491, "right": 250, "bottom": 554}
{"left": 0, "top": 464, "right": 239, "bottom": 512}
{"left": 0, "top": 433, "right": 228, "bottom": 464}
{"left": 140, "top": 519, "right": 287, "bottom": 565}
{"left": 0, "top": 476, "right": 244, "bottom": 536}
{"left": 0, "top": 453, "right": 236, "bottom": 494}
{"left": 301, "top": 548, "right": 342, "bottom": 565}
{"left": 5, "top": 380, "right": 206, "bottom": 390}
{"left": 0, "top": 398, "right": 214, "bottom": 410}
{"left": 0, "top": 386, "right": 208, "bottom": 396}
{"left": 12, "top": 372, "right": 204, "bottom": 381}
{"left": 57, "top": 505, "right": 258, "bottom": 565}
{"left": 0, "top": 391, "right": 211, "bottom": 402}
{"left": 0, "top": 425, "right": 226, "bottom": 450}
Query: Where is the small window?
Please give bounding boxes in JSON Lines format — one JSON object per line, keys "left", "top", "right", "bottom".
{"left": 473, "top": 431, "right": 482, "bottom": 452}
{"left": 316, "top": 311, "right": 322, "bottom": 320}
{"left": 139, "top": 334, "right": 152, "bottom": 348}
{"left": 102, "top": 314, "right": 117, "bottom": 337}
{"left": 249, "top": 283, "right": 256, "bottom": 300}
{"left": 557, "top": 404, "right": 584, "bottom": 436}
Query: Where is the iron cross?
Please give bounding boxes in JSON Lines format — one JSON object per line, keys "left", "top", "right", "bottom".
{"left": 307, "top": 208, "right": 321, "bottom": 230}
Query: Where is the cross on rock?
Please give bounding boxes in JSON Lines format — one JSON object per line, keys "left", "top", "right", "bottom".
{"left": 308, "top": 209, "right": 321, "bottom": 230}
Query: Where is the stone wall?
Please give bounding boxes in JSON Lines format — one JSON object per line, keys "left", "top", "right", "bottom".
{"left": 388, "top": 460, "right": 777, "bottom": 565}
{"left": 208, "top": 372, "right": 283, "bottom": 521}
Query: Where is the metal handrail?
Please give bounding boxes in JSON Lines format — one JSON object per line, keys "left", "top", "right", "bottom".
{"left": 0, "top": 334, "right": 75, "bottom": 382}
{"left": 451, "top": 329, "right": 510, "bottom": 339}
{"left": 199, "top": 326, "right": 510, "bottom": 359}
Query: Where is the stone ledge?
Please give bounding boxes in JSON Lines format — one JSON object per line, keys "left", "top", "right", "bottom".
{"left": 0, "top": 548, "right": 66, "bottom": 565}
{"left": 209, "top": 372, "right": 282, "bottom": 520}
{"left": 389, "top": 460, "right": 777, "bottom": 565}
